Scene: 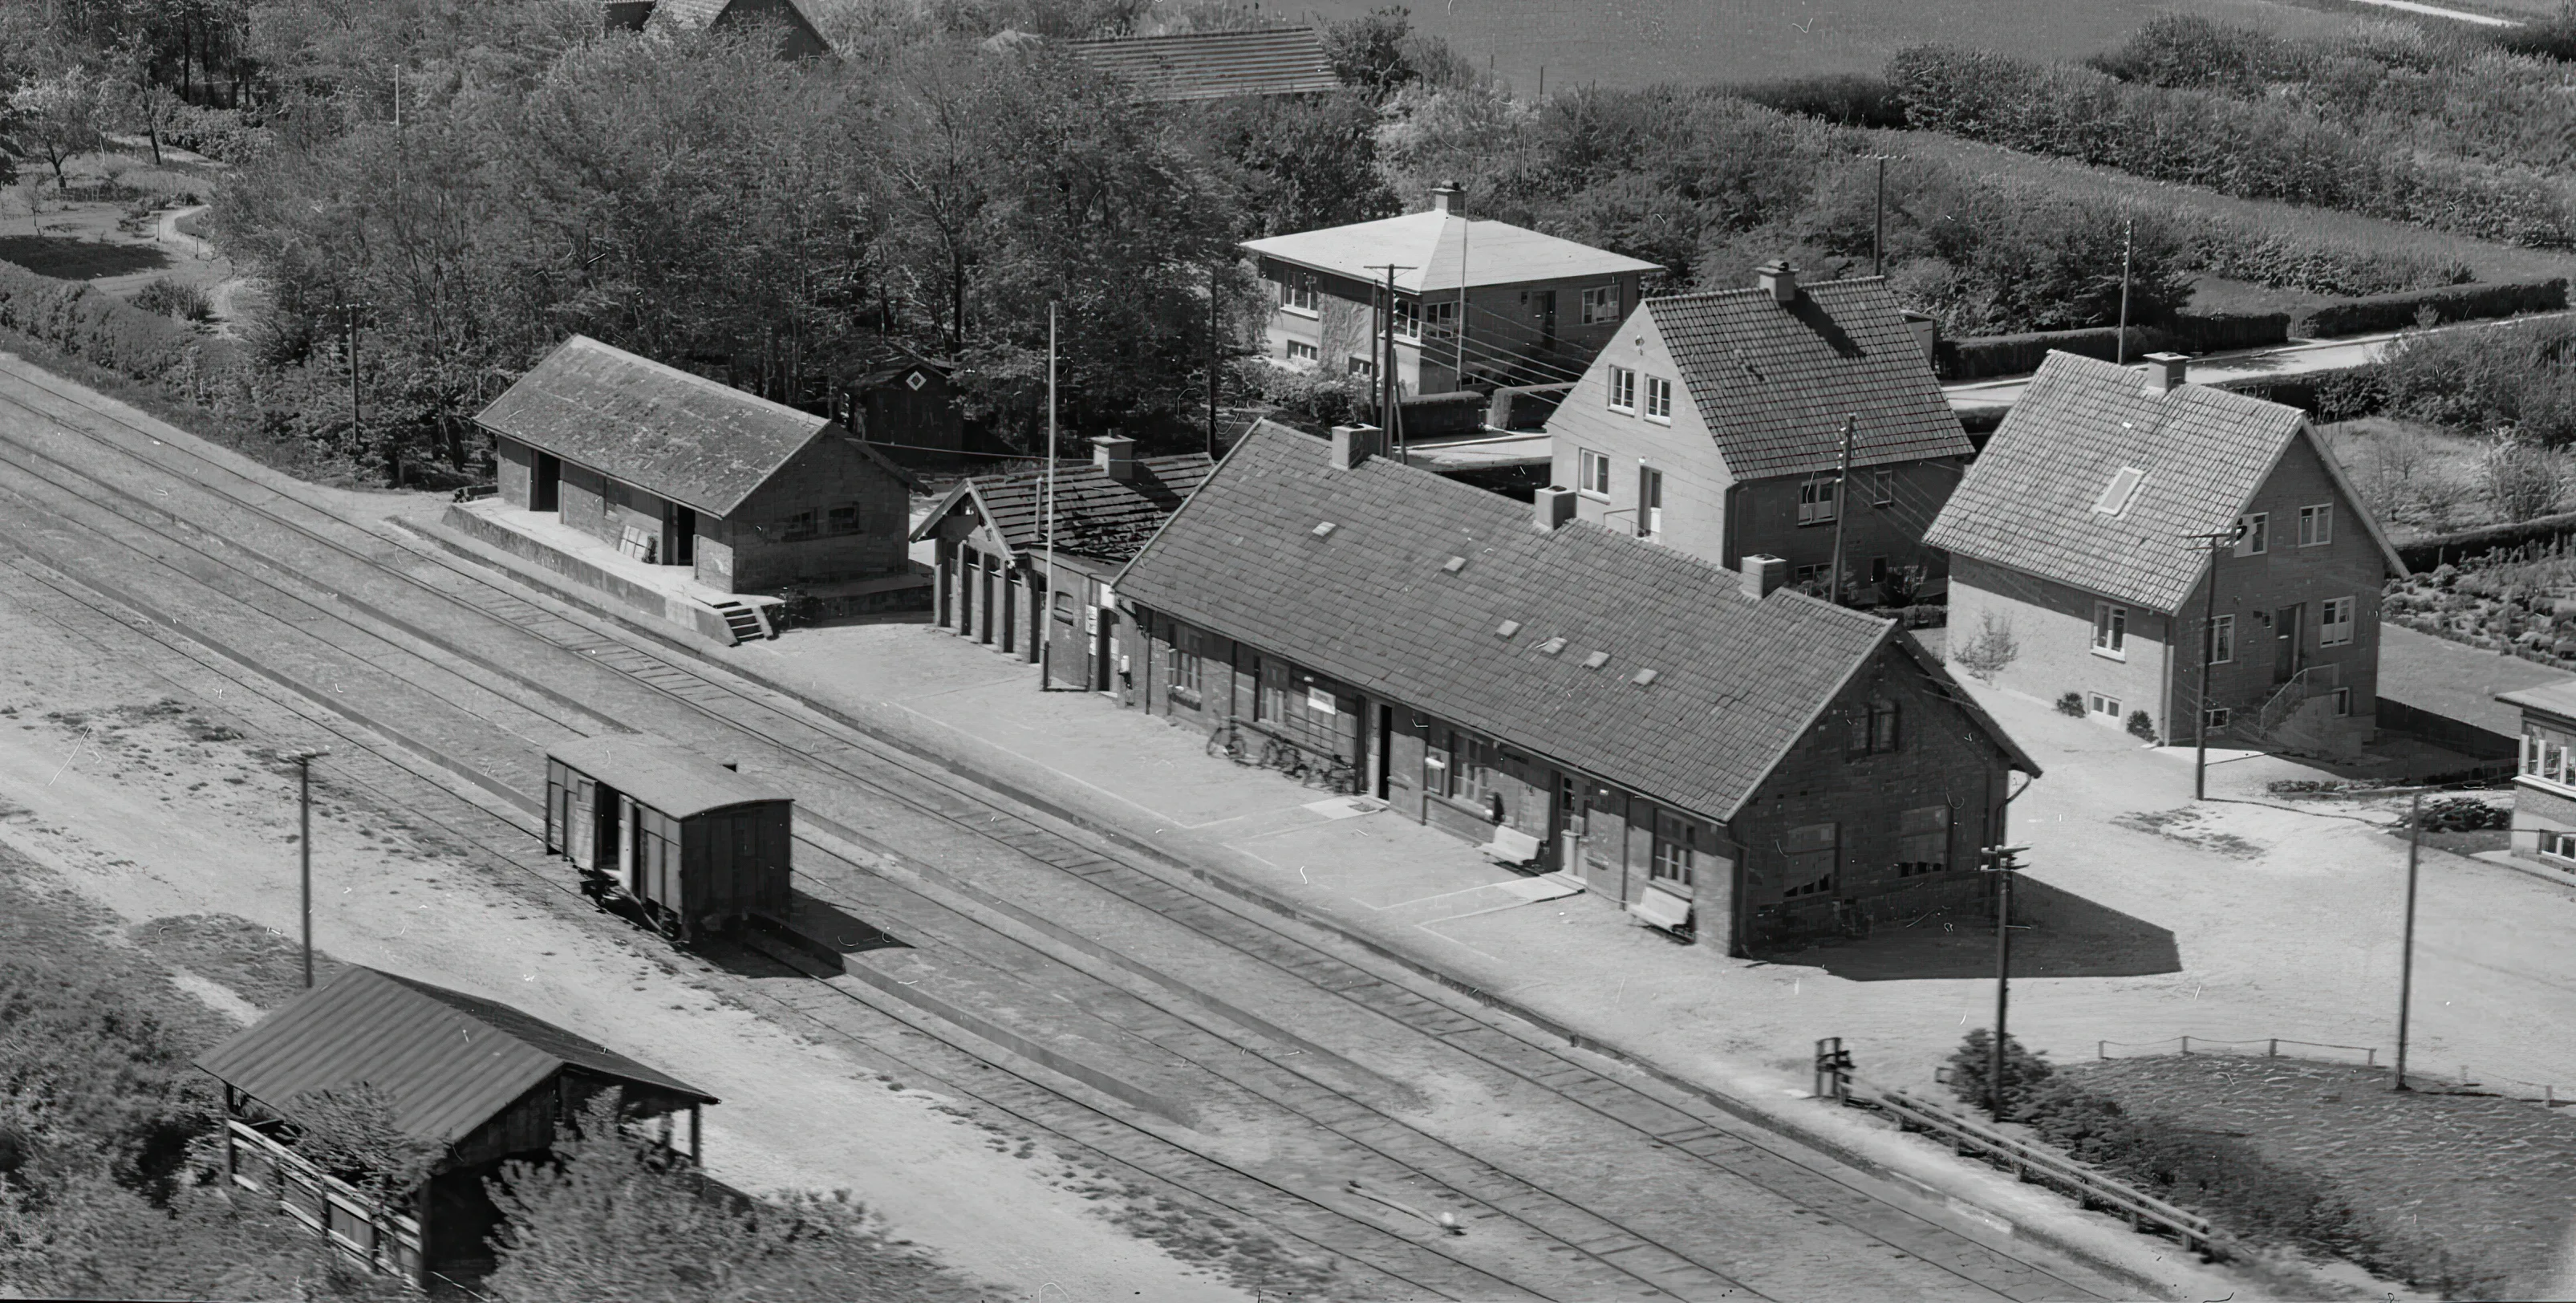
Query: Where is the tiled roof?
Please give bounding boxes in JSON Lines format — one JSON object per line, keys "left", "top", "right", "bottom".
{"left": 1114, "top": 424, "right": 2026, "bottom": 819}
{"left": 1070, "top": 28, "right": 1340, "bottom": 102}
{"left": 550, "top": 735, "right": 787, "bottom": 819}
{"left": 913, "top": 454, "right": 1214, "bottom": 563}
{"left": 1243, "top": 210, "right": 1662, "bottom": 294}
{"left": 196, "top": 968, "right": 713, "bottom": 1151}
{"left": 1646, "top": 278, "right": 1970, "bottom": 481}
{"left": 476, "top": 335, "right": 895, "bottom": 518}
{"left": 1926, "top": 352, "right": 2404, "bottom": 613}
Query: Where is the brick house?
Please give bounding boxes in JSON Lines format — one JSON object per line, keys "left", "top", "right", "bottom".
{"left": 913, "top": 436, "right": 1215, "bottom": 691}
{"left": 480, "top": 335, "right": 915, "bottom": 595}
{"left": 1241, "top": 186, "right": 1661, "bottom": 396}
{"left": 1110, "top": 420, "right": 2038, "bottom": 955}
{"left": 1927, "top": 351, "right": 2406, "bottom": 751}
{"left": 1544, "top": 263, "right": 1965, "bottom": 598}
{"left": 2500, "top": 680, "right": 2576, "bottom": 871}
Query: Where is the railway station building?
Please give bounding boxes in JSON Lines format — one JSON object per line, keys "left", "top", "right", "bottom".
{"left": 1110, "top": 420, "right": 2039, "bottom": 956}
{"left": 473, "top": 335, "right": 920, "bottom": 634}
{"left": 197, "top": 966, "right": 715, "bottom": 1289}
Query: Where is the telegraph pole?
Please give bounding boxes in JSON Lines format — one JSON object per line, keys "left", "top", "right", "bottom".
{"left": 2114, "top": 216, "right": 2136, "bottom": 367}
{"left": 2186, "top": 522, "right": 2247, "bottom": 799}
{"left": 290, "top": 749, "right": 330, "bottom": 987}
{"left": 1827, "top": 415, "right": 1856, "bottom": 606}
{"left": 1041, "top": 302, "right": 1058, "bottom": 690}
{"left": 1869, "top": 154, "right": 1895, "bottom": 278}
{"left": 2395, "top": 790, "right": 2424, "bottom": 1090}
{"left": 1979, "top": 843, "right": 2028, "bottom": 1120}
{"left": 1365, "top": 262, "right": 1415, "bottom": 456}
{"left": 1207, "top": 264, "right": 1219, "bottom": 459}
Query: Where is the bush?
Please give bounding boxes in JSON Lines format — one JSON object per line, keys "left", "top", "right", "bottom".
{"left": 2402, "top": 796, "right": 2512, "bottom": 832}
{"left": 1950, "top": 610, "right": 2018, "bottom": 680}
{"left": 2372, "top": 316, "right": 2576, "bottom": 447}
{"left": 2056, "top": 691, "right": 2086, "bottom": 716}
{"left": 1723, "top": 74, "right": 1907, "bottom": 128}
{"left": 2125, "top": 709, "right": 2160, "bottom": 744}
{"left": 130, "top": 278, "right": 213, "bottom": 323}
{"left": 1244, "top": 361, "right": 1372, "bottom": 432}
{"left": 1945, "top": 1029, "right": 2054, "bottom": 1114}
{"left": 2294, "top": 278, "right": 2567, "bottom": 339}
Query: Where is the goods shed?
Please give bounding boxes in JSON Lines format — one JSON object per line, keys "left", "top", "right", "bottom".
{"left": 197, "top": 966, "right": 715, "bottom": 1289}
{"left": 547, "top": 734, "right": 794, "bottom": 941}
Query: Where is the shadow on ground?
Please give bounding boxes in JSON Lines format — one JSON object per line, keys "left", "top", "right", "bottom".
{"left": 1777, "top": 879, "right": 2180, "bottom": 980}
{"left": 0, "top": 235, "right": 169, "bottom": 280}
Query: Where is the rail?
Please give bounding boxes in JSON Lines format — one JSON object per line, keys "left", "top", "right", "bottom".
{"left": 1862, "top": 1084, "right": 2220, "bottom": 1256}
{"left": 2253, "top": 665, "right": 2337, "bottom": 737}
{"left": 227, "top": 1119, "right": 424, "bottom": 1284}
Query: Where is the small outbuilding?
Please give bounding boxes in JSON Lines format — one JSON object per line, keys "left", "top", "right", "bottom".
{"left": 547, "top": 734, "right": 793, "bottom": 941}
{"left": 479, "top": 335, "right": 918, "bottom": 599}
{"left": 836, "top": 358, "right": 964, "bottom": 464}
{"left": 199, "top": 966, "right": 716, "bottom": 1289}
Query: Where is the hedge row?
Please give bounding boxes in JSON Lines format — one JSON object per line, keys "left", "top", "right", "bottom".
{"left": 0, "top": 259, "right": 227, "bottom": 394}
{"left": 2292, "top": 277, "right": 2567, "bottom": 339}
{"left": 2397, "top": 508, "right": 2576, "bottom": 572}
{"left": 2208, "top": 364, "right": 2388, "bottom": 422}
{"left": 1940, "top": 312, "right": 2290, "bottom": 380}
{"left": 1886, "top": 44, "right": 2576, "bottom": 249}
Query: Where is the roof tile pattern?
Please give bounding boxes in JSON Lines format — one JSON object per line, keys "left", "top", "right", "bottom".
{"left": 1649, "top": 278, "right": 1971, "bottom": 481}
{"left": 1926, "top": 353, "right": 2310, "bottom": 613}
{"left": 196, "top": 968, "right": 712, "bottom": 1150}
{"left": 1243, "top": 210, "right": 1662, "bottom": 294}
{"left": 1114, "top": 424, "right": 1909, "bottom": 819}
{"left": 919, "top": 454, "right": 1214, "bottom": 563}
{"left": 1070, "top": 28, "right": 1341, "bottom": 102}
{"left": 474, "top": 335, "right": 827, "bottom": 517}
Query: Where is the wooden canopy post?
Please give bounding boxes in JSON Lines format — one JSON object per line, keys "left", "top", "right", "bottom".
{"left": 689, "top": 1104, "right": 702, "bottom": 1166}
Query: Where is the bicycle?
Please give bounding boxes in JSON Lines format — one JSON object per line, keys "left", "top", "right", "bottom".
{"left": 1206, "top": 716, "right": 1251, "bottom": 764}
{"left": 1313, "top": 757, "right": 1360, "bottom": 794}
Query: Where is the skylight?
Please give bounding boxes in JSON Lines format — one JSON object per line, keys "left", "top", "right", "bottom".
{"left": 2091, "top": 466, "right": 2145, "bottom": 517}
{"left": 1539, "top": 636, "right": 1568, "bottom": 656}
{"left": 1312, "top": 521, "right": 1338, "bottom": 538}
{"left": 1442, "top": 555, "right": 1467, "bottom": 573}
{"left": 1632, "top": 668, "right": 1659, "bottom": 686}
{"left": 1582, "top": 651, "right": 1611, "bottom": 669}
{"left": 1495, "top": 619, "right": 1522, "bottom": 638}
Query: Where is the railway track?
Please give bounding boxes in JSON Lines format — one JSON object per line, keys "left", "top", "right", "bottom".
{"left": 0, "top": 361, "right": 2119, "bottom": 1302}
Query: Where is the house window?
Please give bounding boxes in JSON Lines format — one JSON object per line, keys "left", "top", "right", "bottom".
{"left": 2525, "top": 732, "right": 2574, "bottom": 784}
{"left": 2332, "top": 686, "right": 2352, "bottom": 716}
{"left": 1429, "top": 728, "right": 1496, "bottom": 804}
{"left": 1781, "top": 822, "right": 1836, "bottom": 898}
{"left": 1257, "top": 660, "right": 1344, "bottom": 755}
{"left": 826, "top": 504, "right": 862, "bottom": 534}
{"left": 1896, "top": 805, "right": 1949, "bottom": 875}
{"left": 1872, "top": 468, "right": 1894, "bottom": 507}
{"left": 1607, "top": 366, "right": 1637, "bottom": 413}
{"left": 2234, "top": 512, "right": 2269, "bottom": 556}
{"left": 1637, "top": 467, "right": 1664, "bottom": 538}
{"left": 2542, "top": 830, "right": 2576, "bottom": 861}
{"left": 2321, "top": 596, "right": 2355, "bottom": 647}
{"left": 1051, "top": 589, "right": 1076, "bottom": 624}
{"left": 1643, "top": 376, "right": 1673, "bottom": 422}
{"left": 2088, "top": 692, "right": 2123, "bottom": 718}
{"left": 1164, "top": 632, "right": 1203, "bottom": 696}
{"left": 1578, "top": 448, "right": 1613, "bottom": 497}
{"left": 1794, "top": 563, "right": 1829, "bottom": 587}
{"left": 1422, "top": 300, "right": 1456, "bottom": 344}
{"left": 1650, "top": 809, "right": 1698, "bottom": 887}
{"left": 1393, "top": 298, "right": 1421, "bottom": 340}
{"left": 1285, "top": 339, "right": 1319, "bottom": 364}
{"left": 2298, "top": 504, "right": 2333, "bottom": 547}
{"left": 2205, "top": 614, "right": 2234, "bottom": 664}
{"left": 1848, "top": 698, "right": 1900, "bottom": 757}
{"left": 2092, "top": 603, "right": 2128, "bottom": 659}
{"left": 782, "top": 510, "right": 817, "bottom": 540}
{"left": 1280, "top": 278, "right": 1318, "bottom": 315}
{"left": 1580, "top": 283, "right": 1621, "bottom": 325}
{"left": 1799, "top": 476, "right": 1837, "bottom": 525}
{"left": 1347, "top": 356, "right": 1376, "bottom": 378}
{"left": 2204, "top": 706, "right": 2232, "bottom": 729}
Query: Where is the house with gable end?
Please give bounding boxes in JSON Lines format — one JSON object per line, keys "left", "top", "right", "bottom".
{"left": 1927, "top": 351, "right": 2407, "bottom": 752}
{"left": 1543, "top": 262, "right": 1967, "bottom": 599}
{"left": 1110, "top": 420, "right": 2039, "bottom": 956}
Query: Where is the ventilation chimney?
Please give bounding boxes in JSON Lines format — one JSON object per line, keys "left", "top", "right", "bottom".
{"left": 1092, "top": 432, "right": 1136, "bottom": 481}
{"left": 1330, "top": 424, "right": 1382, "bottom": 470}
{"left": 1756, "top": 261, "right": 1799, "bottom": 305}
{"left": 1534, "top": 485, "right": 1577, "bottom": 532}
{"left": 1430, "top": 181, "right": 1462, "bottom": 215}
{"left": 1739, "top": 554, "right": 1788, "bottom": 599}
{"left": 2140, "top": 351, "right": 2189, "bottom": 396}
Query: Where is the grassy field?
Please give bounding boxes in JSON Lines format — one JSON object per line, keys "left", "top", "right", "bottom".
{"left": 2067, "top": 1054, "right": 2576, "bottom": 1297}
{"left": 2317, "top": 417, "right": 2509, "bottom": 542}
{"left": 1291, "top": 0, "right": 2370, "bottom": 91}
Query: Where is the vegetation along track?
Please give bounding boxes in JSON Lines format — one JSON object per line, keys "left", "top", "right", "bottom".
{"left": 0, "top": 363, "right": 2109, "bottom": 1302}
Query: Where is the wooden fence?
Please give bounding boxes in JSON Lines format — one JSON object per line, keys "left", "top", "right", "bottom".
{"left": 2099, "top": 1035, "right": 2572, "bottom": 1107}
{"left": 227, "top": 1118, "right": 425, "bottom": 1285}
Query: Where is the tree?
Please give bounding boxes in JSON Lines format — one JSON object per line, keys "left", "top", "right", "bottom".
{"left": 7, "top": 67, "right": 109, "bottom": 189}
{"left": 281, "top": 1082, "right": 442, "bottom": 1206}
{"left": 484, "top": 1099, "right": 985, "bottom": 1303}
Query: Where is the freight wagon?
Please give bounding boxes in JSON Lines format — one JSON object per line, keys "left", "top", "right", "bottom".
{"left": 545, "top": 736, "right": 793, "bottom": 942}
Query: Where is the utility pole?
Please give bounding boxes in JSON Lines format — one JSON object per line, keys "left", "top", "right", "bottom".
{"left": 1041, "top": 302, "right": 1058, "bottom": 690}
{"left": 343, "top": 300, "right": 385, "bottom": 486}
{"left": 1365, "top": 263, "right": 1414, "bottom": 456}
{"left": 2186, "top": 522, "right": 2247, "bottom": 799}
{"left": 1826, "top": 415, "right": 1855, "bottom": 606}
{"left": 1207, "top": 263, "right": 1219, "bottom": 460}
{"left": 290, "top": 749, "right": 330, "bottom": 988}
{"left": 1870, "top": 154, "right": 1894, "bottom": 278}
{"left": 1979, "top": 842, "right": 2028, "bottom": 1120}
{"left": 2114, "top": 215, "right": 2136, "bottom": 367}
{"left": 2395, "top": 789, "right": 2423, "bottom": 1090}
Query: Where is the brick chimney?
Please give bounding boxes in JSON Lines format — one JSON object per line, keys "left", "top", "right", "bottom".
{"left": 1534, "top": 485, "right": 1577, "bottom": 532}
{"left": 1756, "top": 261, "right": 1799, "bottom": 305}
{"left": 2140, "top": 351, "right": 2189, "bottom": 396}
{"left": 1330, "top": 424, "right": 1382, "bottom": 470}
{"left": 1430, "top": 181, "right": 1462, "bottom": 215}
{"left": 1092, "top": 432, "right": 1136, "bottom": 481}
{"left": 1738, "top": 554, "right": 1788, "bottom": 599}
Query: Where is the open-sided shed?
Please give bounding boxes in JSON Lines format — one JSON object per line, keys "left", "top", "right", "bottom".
{"left": 546, "top": 734, "right": 794, "bottom": 940}
{"left": 197, "top": 966, "right": 715, "bottom": 1289}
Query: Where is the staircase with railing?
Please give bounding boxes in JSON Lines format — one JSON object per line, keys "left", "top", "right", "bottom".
{"left": 2253, "top": 664, "right": 2339, "bottom": 740}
